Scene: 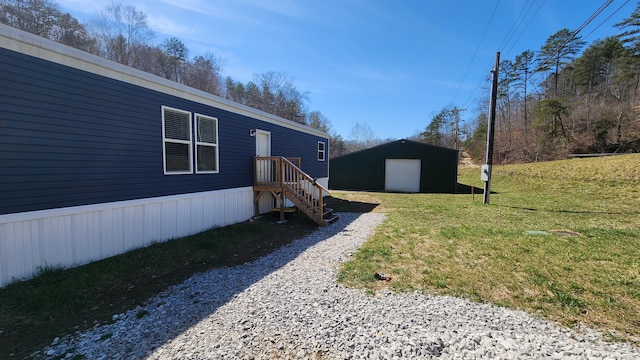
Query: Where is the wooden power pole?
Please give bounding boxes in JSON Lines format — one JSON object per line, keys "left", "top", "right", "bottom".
{"left": 483, "top": 52, "right": 500, "bottom": 204}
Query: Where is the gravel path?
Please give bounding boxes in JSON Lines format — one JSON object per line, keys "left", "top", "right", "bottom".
{"left": 40, "top": 212, "right": 640, "bottom": 359}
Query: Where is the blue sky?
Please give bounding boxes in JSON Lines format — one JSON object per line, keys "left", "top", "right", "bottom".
{"left": 54, "top": 0, "right": 637, "bottom": 140}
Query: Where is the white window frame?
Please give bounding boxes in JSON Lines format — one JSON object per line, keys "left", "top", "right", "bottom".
{"left": 162, "top": 106, "right": 193, "bottom": 175}
{"left": 195, "top": 113, "right": 219, "bottom": 174}
{"left": 317, "top": 141, "right": 326, "bottom": 161}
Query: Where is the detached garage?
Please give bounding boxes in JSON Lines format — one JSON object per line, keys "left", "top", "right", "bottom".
{"left": 329, "top": 139, "right": 458, "bottom": 193}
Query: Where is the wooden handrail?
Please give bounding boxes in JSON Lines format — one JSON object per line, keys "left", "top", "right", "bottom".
{"left": 254, "top": 157, "right": 303, "bottom": 186}
{"left": 254, "top": 156, "right": 330, "bottom": 225}
{"left": 281, "top": 156, "right": 327, "bottom": 194}
{"left": 280, "top": 157, "right": 324, "bottom": 220}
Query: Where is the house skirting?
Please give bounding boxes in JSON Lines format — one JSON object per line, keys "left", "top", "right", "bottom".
{"left": 0, "top": 187, "right": 254, "bottom": 287}
{"left": 316, "top": 177, "right": 329, "bottom": 193}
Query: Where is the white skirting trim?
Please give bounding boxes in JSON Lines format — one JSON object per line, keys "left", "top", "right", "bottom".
{"left": 315, "top": 177, "right": 329, "bottom": 189}
{"left": 0, "top": 187, "right": 254, "bottom": 287}
{"left": 316, "top": 177, "right": 330, "bottom": 197}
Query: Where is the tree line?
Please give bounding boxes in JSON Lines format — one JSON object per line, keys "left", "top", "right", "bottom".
{"left": 8, "top": 1, "right": 639, "bottom": 163}
{"left": 1, "top": 0, "right": 367, "bottom": 157}
{"left": 423, "top": 4, "right": 640, "bottom": 163}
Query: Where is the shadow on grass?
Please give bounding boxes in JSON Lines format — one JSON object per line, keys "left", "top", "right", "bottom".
{"left": 329, "top": 184, "right": 494, "bottom": 197}
{"left": 29, "top": 213, "right": 364, "bottom": 359}
{"left": 456, "top": 183, "right": 638, "bottom": 215}
{"left": 502, "top": 204, "right": 640, "bottom": 215}
{"left": 455, "top": 183, "right": 498, "bottom": 195}
{"left": 324, "top": 196, "right": 380, "bottom": 213}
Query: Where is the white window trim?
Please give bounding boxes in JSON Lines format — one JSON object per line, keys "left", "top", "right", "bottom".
{"left": 195, "top": 113, "right": 219, "bottom": 174}
{"left": 162, "top": 106, "right": 193, "bottom": 175}
{"left": 318, "top": 141, "right": 326, "bottom": 161}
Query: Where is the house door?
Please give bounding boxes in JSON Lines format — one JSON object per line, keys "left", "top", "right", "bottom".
{"left": 385, "top": 159, "right": 421, "bottom": 192}
{"left": 255, "top": 129, "right": 271, "bottom": 182}
{"left": 255, "top": 130, "right": 275, "bottom": 212}
{"left": 256, "top": 130, "right": 271, "bottom": 157}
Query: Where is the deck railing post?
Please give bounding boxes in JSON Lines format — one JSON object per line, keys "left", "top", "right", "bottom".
{"left": 253, "top": 157, "right": 258, "bottom": 185}
{"left": 279, "top": 157, "right": 284, "bottom": 187}
{"left": 253, "top": 155, "right": 333, "bottom": 226}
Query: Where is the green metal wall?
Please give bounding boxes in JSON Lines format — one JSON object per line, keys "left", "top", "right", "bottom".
{"left": 329, "top": 139, "right": 458, "bottom": 193}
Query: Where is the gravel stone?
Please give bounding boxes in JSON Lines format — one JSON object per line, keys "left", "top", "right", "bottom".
{"left": 38, "top": 212, "right": 640, "bottom": 359}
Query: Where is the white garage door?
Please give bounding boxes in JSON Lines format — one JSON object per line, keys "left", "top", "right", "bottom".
{"left": 385, "top": 159, "right": 421, "bottom": 192}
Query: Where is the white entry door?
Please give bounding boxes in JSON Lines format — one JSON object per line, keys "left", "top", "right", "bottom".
{"left": 256, "top": 129, "right": 271, "bottom": 157}
{"left": 255, "top": 130, "right": 271, "bottom": 183}
{"left": 255, "top": 130, "right": 275, "bottom": 213}
{"left": 385, "top": 159, "right": 421, "bottom": 193}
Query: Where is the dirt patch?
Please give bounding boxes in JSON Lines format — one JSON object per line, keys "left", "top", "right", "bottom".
{"left": 459, "top": 151, "right": 479, "bottom": 168}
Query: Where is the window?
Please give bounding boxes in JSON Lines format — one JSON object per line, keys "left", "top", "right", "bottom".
{"left": 162, "top": 106, "right": 192, "bottom": 174}
{"left": 162, "top": 107, "right": 220, "bottom": 175}
{"left": 318, "top": 141, "right": 326, "bottom": 161}
{"left": 195, "top": 114, "right": 219, "bottom": 173}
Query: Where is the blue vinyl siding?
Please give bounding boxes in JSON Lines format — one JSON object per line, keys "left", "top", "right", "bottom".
{"left": 0, "top": 47, "right": 328, "bottom": 215}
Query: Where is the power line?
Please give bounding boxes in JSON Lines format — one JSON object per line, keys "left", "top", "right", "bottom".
{"left": 526, "top": 0, "right": 617, "bottom": 91}
{"left": 461, "top": 0, "right": 623, "bottom": 123}
{"left": 582, "top": 0, "right": 631, "bottom": 41}
{"left": 501, "top": 0, "right": 547, "bottom": 60}
{"left": 573, "top": 0, "right": 615, "bottom": 37}
{"left": 452, "top": 0, "right": 501, "bottom": 104}
{"left": 498, "top": 0, "right": 542, "bottom": 54}
{"left": 461, "top": 0, "right": 545, "bottom": 112}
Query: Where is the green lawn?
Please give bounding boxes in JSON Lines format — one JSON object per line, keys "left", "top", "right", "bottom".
{"left": 1, "top": 154, "right": 638, "bottom": 359}
{"left": 337, "top": 154, "right": 640, "bottom": 344}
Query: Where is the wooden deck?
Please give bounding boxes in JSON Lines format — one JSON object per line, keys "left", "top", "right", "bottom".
{"left": 253, "top": 156, "right": 338, "bottom": 226}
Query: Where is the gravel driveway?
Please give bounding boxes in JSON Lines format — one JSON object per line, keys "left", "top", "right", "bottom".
{"left": 41, "top": 212, "right": 640, "bottom": 359}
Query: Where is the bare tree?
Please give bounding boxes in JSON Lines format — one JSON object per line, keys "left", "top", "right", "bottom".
{"left": 513, "top": 50, "right": 536, "bottom": 137}
{"left": 307, "top": 111, "right": 331, "bottom": 132}
{"left": 54, "top": 11, "right": 95, "bottom": 51}
{"left": 183, "top": 53, "right": 224, "bottom": 95}
{"left": 91, "top": 2, "right": 153, "bottom": 66}
{"left": 349, "top": 122, "right": 376, "bottom": 149}
{"left": 247, "top": 71, "right": 308, "bottom": 123}
{"left": 254, "top": 71, "right": 287, "bottom": 112}
{"left": 1, "top": 0, "right": 94, "bottom": 51}
{"left": 1, "top": 0, "right": 57, "bottom": 37}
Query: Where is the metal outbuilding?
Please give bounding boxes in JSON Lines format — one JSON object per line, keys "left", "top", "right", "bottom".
{"left": 329, "top": 139, "right": 458, "bottom": 193}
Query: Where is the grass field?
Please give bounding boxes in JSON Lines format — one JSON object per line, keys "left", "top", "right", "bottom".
{"left": 1, "top": 154, "right": 638, "bottom": 358}
{"left": 337, "top": 153, "right": 640, "bottom": 344}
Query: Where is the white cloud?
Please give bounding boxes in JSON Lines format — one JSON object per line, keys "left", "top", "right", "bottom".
{"left": 55, "top": 0, "right": 105, "bottom": 14}
{"left": 145, "top": 12, "right": 196, "bottom": 39}
{"left": 156, "top": 0, "right": 264, "bottom": 26}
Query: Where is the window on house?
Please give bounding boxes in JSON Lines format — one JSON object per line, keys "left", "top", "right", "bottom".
{"left": 195, "top": 114, "right": 219, "bottom": 173}
{"left": 318, "top": 141, "right": 326, "bottom": 161}
{"left": 162, "top": 106, "right": 192, "bottom": 174}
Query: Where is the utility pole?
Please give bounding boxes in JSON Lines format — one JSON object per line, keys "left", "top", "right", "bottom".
{"left": 483, "top": 52, "right": 500, "bottom": 204}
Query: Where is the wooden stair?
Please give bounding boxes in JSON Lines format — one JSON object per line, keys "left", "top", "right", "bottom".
{"left": 254, "top": 156, "right": 338, "bottom": 226}
{"left": 285, "top": 186, "right": 339, "bottom": 225}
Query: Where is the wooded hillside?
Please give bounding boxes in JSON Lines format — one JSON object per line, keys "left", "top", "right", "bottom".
{"left": 427, "top": 5, "right": 640, "bottom": 163}
{"left": 3, "top": 0, "right": 640, "bottom": 162}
